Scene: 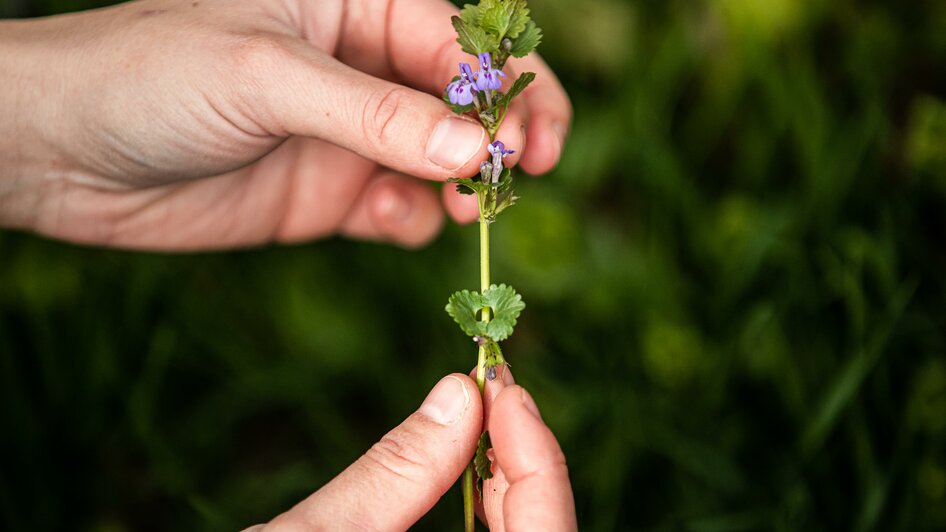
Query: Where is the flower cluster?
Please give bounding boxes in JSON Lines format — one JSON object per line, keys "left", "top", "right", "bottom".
{"left": 446, "top": 52, "right": 507, "bottom": 106}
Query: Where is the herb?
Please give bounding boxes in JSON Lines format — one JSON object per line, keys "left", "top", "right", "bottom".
{"left": 440, "top": 2, "right": 542, "bottom": 529}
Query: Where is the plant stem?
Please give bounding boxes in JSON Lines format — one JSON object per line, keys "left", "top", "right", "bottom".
{"left": 464, "top": 208, "right": 491, "bottom": 532}
{"left": 464, "top": 135, "right": 497, "bottom": 532}
{"left": 477, "top": 213, "right": 491, "bottom": 391}
{"left": 463, "top": 466, "right": 475, "bottom": 532}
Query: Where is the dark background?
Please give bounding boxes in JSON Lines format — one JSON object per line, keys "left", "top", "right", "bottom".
{"left": 2, "top": 0, "right": 946, "bottom": 530}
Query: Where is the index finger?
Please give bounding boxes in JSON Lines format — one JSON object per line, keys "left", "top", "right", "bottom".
{"left": 489, "top": 385, "right": 578, "bottom": 532}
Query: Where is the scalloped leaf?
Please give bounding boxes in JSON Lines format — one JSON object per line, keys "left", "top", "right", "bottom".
{"left": 452, "top": 15, "right": 499, "bottom": 55}
{"left": 445, "top": 284, "right": 525, "bottom": 341}
{"left": 446, "top": 290, "right": 487, "bottom": 338}
{"left": 482, "top": 284, "right": 525, "bottom": 341}
{"left": 509, "top": 20, "right": 542, "bottom": 57}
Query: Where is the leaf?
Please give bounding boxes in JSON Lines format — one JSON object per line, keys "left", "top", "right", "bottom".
{"left": 481, "top": 284, "right": 525, "bottom": 341}
{"left": 445, "top": 290, "right": 487, "bottom": 338}
{"left": 505, "top": 0, "right": 531, "bottom": 39}
{"left": 451, "top": 15, "right": 499, "bottom": 55}
{"left": 445, "top": 284, "right": 525, "bottom": 341}
{"left": 447, "top": 177, "right": 487, "bottom": 195}
{"left": 479, "top": 0, "right": 530, "bottom": 40}
{"left": 480, "top": 2, "right": 512, "bottom": 37}
{"left": 499, "top": 72, "right": 535, "bottom": 107}
{"left": 494, "top": 193, "right": 518, "bottom": 216}
{"left": 509, "top": 20, "right": 542, "bottom": 57}
{"left": 458, "top": 3, "right": 482, "bottom": 26}
{"left": 474, "top": 431, "right": 493, "bottom": 498}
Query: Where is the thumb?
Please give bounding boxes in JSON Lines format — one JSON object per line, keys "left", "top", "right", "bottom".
{"left": 234, "top": 35, "right": 489, "bottom": 181}
{"left": 266, "top": 374, "right": 482, "bottom": 531}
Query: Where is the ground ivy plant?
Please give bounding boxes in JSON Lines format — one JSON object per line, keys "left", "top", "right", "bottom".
{"left": 440, "top": 1, "right": 541, "bottom": 530}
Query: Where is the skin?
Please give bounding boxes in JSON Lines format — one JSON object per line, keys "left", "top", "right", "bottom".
{"left": 0, "top": 0, "right": 576, "bottom": 527}
{"left": 0, "top": 0, "right": 572, "bottom": 250}
{"left": 245, "top": 371, "right": 577, "bottom": 531}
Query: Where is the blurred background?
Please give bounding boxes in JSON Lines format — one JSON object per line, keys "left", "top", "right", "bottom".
{"left": 2, "top": 0, "right": 946, "bottom": 530}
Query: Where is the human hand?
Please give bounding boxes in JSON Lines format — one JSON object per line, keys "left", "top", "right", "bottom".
{"left": 245, "top": 372, "right": 576, "bottom": 531}
{"left": 0, "top": 0, "right": 570, "bottom": 250}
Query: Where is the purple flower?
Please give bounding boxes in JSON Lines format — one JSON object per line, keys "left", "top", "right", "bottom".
{"left": 486, "top": 140, "right": 515, "bottom": 183}
{"left": 474, "top": 52, "right": 506, "bottom": 92}
{"left": 447, "top": 63, "right": 478, "bottom": 106}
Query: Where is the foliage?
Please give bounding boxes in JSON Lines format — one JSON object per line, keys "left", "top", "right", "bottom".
{"left": 446, "top": 284, "right": 525, "bottom": 342}
{"left": 3, "top": 0, "right": 946, "bottom": 531}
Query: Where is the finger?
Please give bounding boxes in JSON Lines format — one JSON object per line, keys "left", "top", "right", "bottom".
{"left": 232, "top": 35, "right": 489, "bottom": 181}
{"left": 270, "top": 138, "right": 377, "bottom": 243}
{"left": 268, "top": 374, "right": 483, "bottom": 531}
{"left": 502, "top": 58, "right": 572, "bottom": 175}
{"left": 442, "top": 184, "right": 480, "bottom": 223}
{"left": 339, "top": 170, "right": 446, "bottom": 248}
{"left": 479, "top": 367, "right": 515, "bottom": 530}
{"left": 490, "top": 385, "right": 577, "bottom": 532}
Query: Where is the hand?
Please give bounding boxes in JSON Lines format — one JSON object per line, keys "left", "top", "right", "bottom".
{"left": 246, "top": 372, "right": 576, "bottom": 531}
{"left": 0, "top": 0, "right": 571, "bottom": 250}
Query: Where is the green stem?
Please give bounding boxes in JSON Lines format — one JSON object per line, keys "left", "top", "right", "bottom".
{"left": 464, "top": 129, "right": 498, "bottom": 532}
{"left": 463, "top": 465, "right": 475, "bottom": 532}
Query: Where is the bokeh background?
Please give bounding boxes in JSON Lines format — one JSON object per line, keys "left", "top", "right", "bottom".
{"left": 3, "top": 0, "right": 946, "bottom": 530}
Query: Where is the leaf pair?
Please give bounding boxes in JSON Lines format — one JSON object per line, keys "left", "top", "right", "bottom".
{"left": 446, "top": 284, "right": 525, "bottom": 342}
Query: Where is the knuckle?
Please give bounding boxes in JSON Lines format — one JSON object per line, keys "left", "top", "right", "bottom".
{"left": 362, "top": 431, "right": 431, "bottom": 485}
{"left": 361, "top": 87, "right": 411, "bottom": 146}
{"left": 226, "top": 34, "right": 294, "bottom": 81}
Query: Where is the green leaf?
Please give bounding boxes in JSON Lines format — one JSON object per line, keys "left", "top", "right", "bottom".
{"left": 458, "top": 3, "right": 482, "bottom": 26}
{"left": 494, "top": 192, "right": 519, "bottom": 216}
{"left": 509, "top": 20, "right": 542, "bottom": 57}
{"left": 482, "top": 284, "right": 525, "bottom": 341}
{"left": 505, "top": 0, "right": 531, "bottom": 39}
{"left": 478, "top": 0, "right": 530, "bottom": 39}
{"left": 499, "top": 72, "right": 536, "bottom": 107}
{"left": 445, "top": 290, "right": 487, "bottom": 338}
{"left": 474, "top": 431, "right": 493, "bottom": 497}
{"left": 480, "top": 2, "right": 512, "bottom": 37}
{"left": 446, "top": 177, "right": 487, "bottom": 195}
{"left": 451, "top": 15, "right": 499, "bottom": 55}
{"left": 445, "top": 284, "right": 525, "bottom": 341}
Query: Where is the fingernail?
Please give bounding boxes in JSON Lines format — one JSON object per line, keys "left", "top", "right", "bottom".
{"left": 501, "top": 366, "right": 515, "bottom": 386}
{"left": 375, "top": 186, "right": 411, "bottom": 222}
{"left": 520, "top": 387, "right": 542, "bottom": 421}
{"left": 520, "top": 125, "right": 527, "bottom": 154}
{"left": 426, "top": 117, "right": 485, "bottom": 170}
{"left": 419, "top": 376, "right": 469, "bottom": 425}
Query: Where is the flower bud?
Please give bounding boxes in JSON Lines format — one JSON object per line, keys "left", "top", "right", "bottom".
{"left": 479, "top": 162, "right": 493, "bottom": 183}
{"left": 502, "top": 38, "right": 513, "bottom": 52}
